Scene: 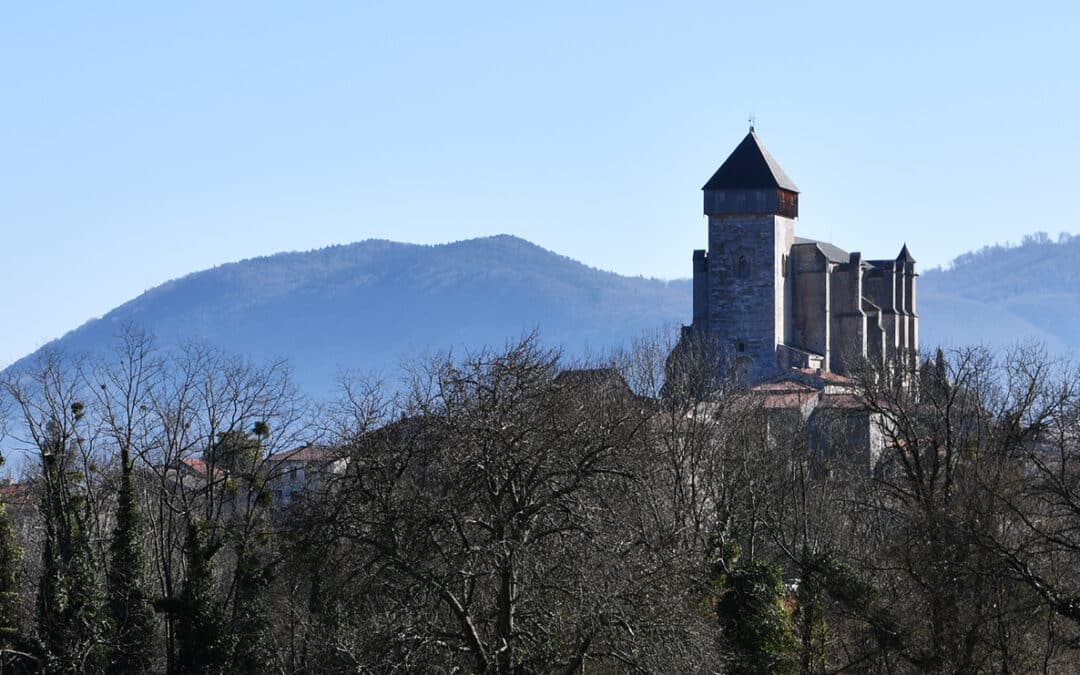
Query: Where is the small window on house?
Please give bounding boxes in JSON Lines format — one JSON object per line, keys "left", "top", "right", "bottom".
{"left": 737, "top": 256, "right": 750, "bottom": 278}
{"left": 736, "top": 341, "right": 747, "bottom": 353}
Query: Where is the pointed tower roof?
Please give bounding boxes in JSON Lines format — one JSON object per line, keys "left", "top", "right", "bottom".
{"left": 703, "top": 128, "right": 799, "bottom": 192}
{"left": 897, "top": 243, "right": 916, "bottom": 263}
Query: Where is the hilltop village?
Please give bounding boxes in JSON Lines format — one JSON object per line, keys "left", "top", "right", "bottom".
{"left": 2, "top": 133, "right": 1080, "bottom": 673}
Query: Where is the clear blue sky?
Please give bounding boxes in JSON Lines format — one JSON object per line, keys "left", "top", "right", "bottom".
{"left": 2, "top": 1, "right": 1078, "bottom": 368}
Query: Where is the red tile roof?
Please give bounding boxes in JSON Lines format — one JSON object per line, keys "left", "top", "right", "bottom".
{"left": 180, "top": 457, "right": 208, "bottom": 475}
{"left": 0, "top": 481, "right": 35, "bottom": 509}
{"left": 746, "top": 381, "right": 820, "bottom": 410}
{"left": 753, "top": 381, "right": 817, "bottom": 393}
{"left": 762, "top": 392, "right": 819, "bottom": 410}
{"left": 791, "top": 368, "right": 852, "bottom": 385}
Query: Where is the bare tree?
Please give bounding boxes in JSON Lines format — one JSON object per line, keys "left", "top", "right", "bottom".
{"left": 821, "top": 345, "right": 1080, "bottom": 672}
{"left": 299, "top": 336, "right": 717, "bottom": 672}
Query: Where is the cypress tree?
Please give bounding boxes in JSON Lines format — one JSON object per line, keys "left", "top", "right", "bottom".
{"left": 176, "top": 521, "right": 234, "bottom": 674}
{"left": 106, "top": 446, "right": 155, "bottom": 673}
{"left": 230, "top": 547, "right": 273, "bottom": 674}
{"left": 61, "top": 526, "right": 107, "bottom": 672}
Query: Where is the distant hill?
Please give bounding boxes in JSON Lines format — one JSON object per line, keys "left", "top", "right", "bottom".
{"left": 4, "top": 236, "right": 691, "bottom": 397}
{"left": 7, "top": 232, "right": 1078, "bottom": 400}
{"left": 918, "top": 232, "right": 1080, "bottom": 356}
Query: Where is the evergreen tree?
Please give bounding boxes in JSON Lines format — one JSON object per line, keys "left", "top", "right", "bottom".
{"left": 36, "top": 417, "right": 108, "bottom": 673}
{"left": 716, "top": 560, "right": 797, "bottom": 675}
{"left": 230, "top": 547, "right": 273, "bottom": 673}
{"left": 206, "top": 429, "right": 261, "bottom": 475}
{"left": 106, "top": 446, "right": 155, "bottom": 673}
{"left": 794, "top": 565, "right": 828, "bottom": 674}
{"left": 61, "top": 526, "right": 107, "bottom": 672}
{"left": 0, "top": 454, "right": 28, "bottom": 669}
{"left": 230, "top": 421, "right": 273, "bottom": 673}
{"left": 35, "top": 451, "right": 65, "bottom": 661}
{"left": 176, "top": 521, "right": 234, "bottom": 674}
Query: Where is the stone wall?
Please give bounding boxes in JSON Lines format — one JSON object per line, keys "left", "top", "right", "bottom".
{"left": 790, "top": 244, "right": 829, "bottom": 364}
{"left": 830, "top": 257, "right": 866, "bottom": 375}
{"left": 705, "top": 213, "right": 794, "bottom": 381}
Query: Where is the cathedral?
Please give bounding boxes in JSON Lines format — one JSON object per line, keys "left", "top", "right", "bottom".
{"left": 684, "top": 127, "right": 918, "bottom": 383}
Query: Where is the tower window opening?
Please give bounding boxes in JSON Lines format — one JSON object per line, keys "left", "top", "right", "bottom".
{"left": 736, "top": 341, "right": 747, "bottom": 353}
{"left": 737, "top": 256, "right": 750, "bottom": 278}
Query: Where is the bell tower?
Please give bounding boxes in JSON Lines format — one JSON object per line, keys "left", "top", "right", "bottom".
{"left": 690, "top": 126, "right": 799, "bottom": 382}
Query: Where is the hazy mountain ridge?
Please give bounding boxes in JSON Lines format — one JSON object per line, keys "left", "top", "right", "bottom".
{"left": 918, "top": 232, "right": 1080, "bottom": 354}
{"left": 8, "top": 232, "right": 1078, "bottom": 399}
{"left": 9, "top": 236, "right": 691, "bottom": 396}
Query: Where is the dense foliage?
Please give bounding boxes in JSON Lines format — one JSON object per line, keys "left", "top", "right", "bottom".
{"left": 1, "top": 328, "right": 1080, "bottom": 671}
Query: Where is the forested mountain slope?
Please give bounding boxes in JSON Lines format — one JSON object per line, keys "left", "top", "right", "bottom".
{"left": 918, "top": 232, "right": 1080, "bottom": 355}
{"left": 6, "top": 236, "right": 690, "bottom": 396}
{"left": 8, "top": 232, "right": 1078, "bottom": 400}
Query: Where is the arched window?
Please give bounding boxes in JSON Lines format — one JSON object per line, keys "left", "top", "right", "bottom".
{"left": 737, "top": 255, "right": 750, "bottom": 278}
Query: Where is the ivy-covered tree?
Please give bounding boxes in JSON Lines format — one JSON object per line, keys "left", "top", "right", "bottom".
{"left": 230, "top": 421, "right": 274, "bottom": 673}
{"left": 716, "top": 559, "right": 797, "bottom": 675}
{"left": 0, "top": 453, "right": 28, "bottom": 670}
{"left": 175, "top": 522, "right": 234, "bottom": 674}
{"left": 106, "top": 445, "right": 155, "bottom": 673}
{"left": 793, "top": 566, "right": 828, "bottom": 674}
{"left": 36, "top": 408, "right": 107, "bottom": 673}
{"left": 230, "top": 547, "right": 273, "bottom": 674}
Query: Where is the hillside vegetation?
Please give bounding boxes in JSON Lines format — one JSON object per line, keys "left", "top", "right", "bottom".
{"left": 919, "top": 231, "right": 1080, "bottom": 354}
{"left": 9, "top": 235, "right": 689, "bottom": 396}
{"left": 9, "top": 231, "right": 1080, "bottom": 399}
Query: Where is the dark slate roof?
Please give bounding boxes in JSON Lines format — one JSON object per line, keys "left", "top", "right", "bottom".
{"left": 703, "top": 130, "right": 799, "bottom": 192}
{"left": 553, "top": 368, "right": 633, "bottom": 398}
{"left": 794, "top": 237, "right": 849, "bottom": 264}
{"left": 897, "top": 243, "right": 916, "bottom": 263}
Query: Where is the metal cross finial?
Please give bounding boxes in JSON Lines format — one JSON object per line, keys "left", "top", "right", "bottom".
{"left": 748, "top": 114, "right": 755, "bottom": 132}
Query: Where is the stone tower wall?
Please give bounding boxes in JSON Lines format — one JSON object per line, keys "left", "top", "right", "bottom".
{"left": 790, "top": 245, "right": 829, "bottom": 364}
{"left": 687, "top": 130, "right": 918, "bottom": 385}
{"left": 905, "top": 263, "right": 918, "bottom": 358}
{"left": 692, "top": 249, "right": 710, "bottom": 331}
{"left": 896, "top": 266, "right": 910, "bottom": 357}
{"left": 863, "top": 266, "right": 900, "bottom": 362}
{"left": 706, "top": 213, "right": 794, "bottom": 381}
{"left": 829, "top": 258, "right": 867, "bottom": 375}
